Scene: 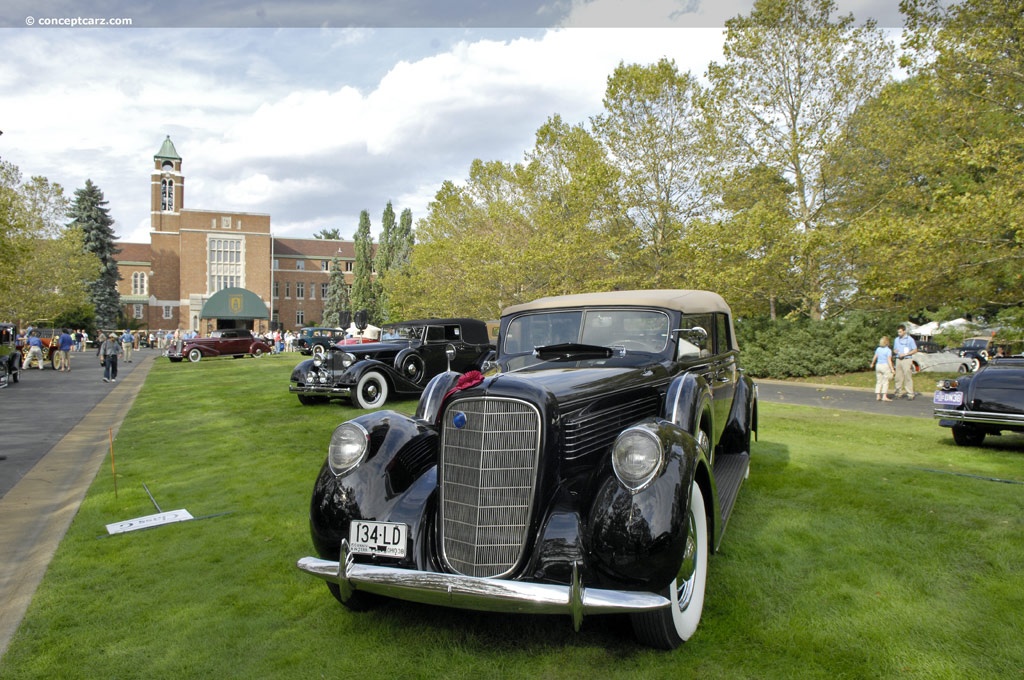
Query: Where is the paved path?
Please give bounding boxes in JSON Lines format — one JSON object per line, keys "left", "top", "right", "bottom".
{"left": 0, "top": 348, "right": 157, "bottom": 659}
{"left": 757, "top": 379, "right": 937, "bottom": 419}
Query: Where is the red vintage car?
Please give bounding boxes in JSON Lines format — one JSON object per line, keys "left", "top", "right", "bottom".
{"left": 166, "top": 329, "right": 272, "bottom": 363}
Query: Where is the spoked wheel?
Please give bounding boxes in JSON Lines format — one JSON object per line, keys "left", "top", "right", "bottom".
{"left": 631, "top": 481, "right": 709, "bottom": 649}
{"left": 400, "top": 354, "right": 426, "bottom": 384}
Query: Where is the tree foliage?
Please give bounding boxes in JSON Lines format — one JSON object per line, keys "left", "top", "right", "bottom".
{"left": 313, "top": 227, "right": 343, "bottom": 240}
{"left": 350, "top": 210, "right": 377, "bottom": 322}
{"left": 0, "top": 160, "right": 99, "bottom": 324}
{"left": 68, "top": 180, "right": 120, "bottom": 328}
{"left": 321, "top": 256, "right": 350, "bottom": 328}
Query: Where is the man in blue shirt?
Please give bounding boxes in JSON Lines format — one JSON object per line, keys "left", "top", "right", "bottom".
{"left": 893, "top": 324, "right": 918, "bottom": 399}
{"left": 24, "top": 331, "right": 45, "bottom": 370}
{"left": 57, "top": 328, "right": 74, "bottom": 372}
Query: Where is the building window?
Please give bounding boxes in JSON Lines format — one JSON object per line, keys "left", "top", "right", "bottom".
{"left": 133, "top": 304, "right": 144, "bottom": 319}
{"left": 161, "top": 178, "right": 174, "bottom": 211}
{"left": 296, "top": 282, "right": 305, "bottom": 299}
{"left": 163, "top": 305, "right": 173, "bottom": 320}
{"left": 309, "top": 282, "right": 315, "bottom": 300}
{"left": 345, "top": 261, "right": 353, "bottom": 272}
{"left": 296, "top": 310, "right": 305, "bottom": 326}
{"left": 296, "top": 260, "right": 305, "bottom": 271}
{"left": 321, "top": 283, "right": 329, "bottom": 299}
{"left": 272, "top": 259, "right": 280, "bottom": 270}
{"left": 208, "top": 237, "right": 243, "bottom": 292}
{"left": 285, "top": 282, "right": 291, "bottom": 298}
{"left": 273, "top": 281, "right": 279, "bottom": 298}
{"left": 131, "top": 272, "right": 148, "bottom": 295}
{"left": 321, "top": 260, "right": 330, "bottom": 271}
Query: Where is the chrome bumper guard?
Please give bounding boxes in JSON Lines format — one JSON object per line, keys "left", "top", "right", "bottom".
{"left": 297, "top": 541, "right": 670, "bottom": 631}
{"left": 289, "top": 384, "right": 351, "bottom": 397}
{"left": 935, "top": 408, "right": 1024, "bottom": 426}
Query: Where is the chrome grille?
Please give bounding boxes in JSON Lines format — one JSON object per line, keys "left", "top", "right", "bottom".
{"left": 440, "top": 397, "right": 540, "bottom": 578}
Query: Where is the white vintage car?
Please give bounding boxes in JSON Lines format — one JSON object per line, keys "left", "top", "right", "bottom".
{"left": 912, "top": 350, "right": 973, "bottom": 374}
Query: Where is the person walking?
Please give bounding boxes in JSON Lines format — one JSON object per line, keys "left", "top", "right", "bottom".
{"left": 56, "top": 328, "right": 74, "bottom": 372}
{"left": 870, "top": 336, "right": 894, "bottom": 401}
{"left": 98, "top": 332, "right": 123, "bottom": 383}
{"left": 120, "top": 329, "right": 134, "bottom": 363}
{"left": 893, "top": 324, "right": 918, "bottom": 399}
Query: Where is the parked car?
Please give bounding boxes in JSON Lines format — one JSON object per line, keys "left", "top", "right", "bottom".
{"left": 0, "top": 323, "right": 22, "bottom": 388}
{"left": 954, "top": 336, "right": 997, "bottom": 372}
{"left": 288, "top": 318, "right": 493, "bottom": 409}
{"left": 934, "top": 357, "right": 1024, "bottom": 446}
{"left": 17, "top": 326, "right": 60, "bottom": 369}
{"left": 912, "top": 350, "right": 973, "bottom": 374}
{"left": 294, "top": 327, "right": 348, "bottom": 356}
{"left": 166, "top": 328, "right": 272, "bottom": 363}
{"left": 296, "top": 290, "right": 758, "bottom": 648}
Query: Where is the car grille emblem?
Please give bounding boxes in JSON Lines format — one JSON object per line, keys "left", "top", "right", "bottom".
{"left": 452, "top": 411, "right": 467, "bottom": 429}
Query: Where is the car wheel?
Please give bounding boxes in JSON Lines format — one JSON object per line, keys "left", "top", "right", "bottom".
{"left": 631, "top": 480, "right": 709, "bottom": 649}
{"left": 952, "top": 424, "right": 986, "bottom": 447}
{"left": 313, "top": 344, "right": 326, "bottom": 359}
{"left": 187, "top": 348, "right": 203, "bottom": 363}
{"left": 400, "top": 353, "right": 426, "bottom": 384}
{"left": 352, "top": 371, "right": 388, "bottom": 409}
{"left": 297, "top": 394, "right": 326, "bottom": 406}
{"left": 957, "top": 363, "right": 969, "bottom": 374}
{"left": 252, "top": 348, "right": 264, "bottom": 358}
{"left": 971, "top": 358, "right": 982, "bottom": 372}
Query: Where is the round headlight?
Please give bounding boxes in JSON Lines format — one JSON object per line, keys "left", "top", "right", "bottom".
{"left": 340, "top": 352, "right": 355, "bottom": 368}
{"left": 612, "top": 427, "right": 664, "bottom": 492}
{"left": 328, "top": 422, "right": 369, "bottom": 475}
{"left": 312, "top": 356, "right": 324, "bottom": 368}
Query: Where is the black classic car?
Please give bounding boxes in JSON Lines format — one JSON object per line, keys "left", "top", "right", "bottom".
{"left": 297, "top": 290, "right": 758, "bottom": 648}
{"left": 294, "top": 327, "right": 348, "bottom": 356}
{"left": 288, "top": 318, "right": 493, "bottom": 409}
{"left": 934, "top": 357, "right": 1024, "bottom": 446}
{"left": 166, "top": 328, "right": 272, "bottom": 363}
{"left": 1, "top": 323, "right": 21, "bottom": 388}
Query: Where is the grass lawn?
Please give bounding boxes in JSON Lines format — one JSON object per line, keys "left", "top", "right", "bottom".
{"left": 1, "top": 354, "right": 1022, "bottom": 679}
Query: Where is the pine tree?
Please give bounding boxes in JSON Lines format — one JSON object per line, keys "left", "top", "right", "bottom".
{"left": 373, "top": 202, "right": 396, "bottom": 320}
{"left": 394, "top": 208, "right": 414, "bottom": 268}
{"left": 321, "top": 256, "right": 350, "bottom": 327}
{"left": 350, "top": 210, "right": 377, "bottom": 322}
{"left": 68, "top": 180, "right": 121, "bottom": 328}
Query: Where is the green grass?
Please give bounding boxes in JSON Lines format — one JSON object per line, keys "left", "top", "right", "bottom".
{"left": 2, "top": 355, "right": 1022, "bottom": 679}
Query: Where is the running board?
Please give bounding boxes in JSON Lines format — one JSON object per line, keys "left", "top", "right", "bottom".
{"left": 713, "top": 451, "right": 749, "bottom": 528}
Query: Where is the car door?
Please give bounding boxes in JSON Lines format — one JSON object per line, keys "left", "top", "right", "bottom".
{"left": 709, "top": 313, "right": 737, "bottom": 448}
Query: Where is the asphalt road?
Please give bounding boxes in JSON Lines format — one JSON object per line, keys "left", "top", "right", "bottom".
{"left": 0, "top": 347, "right": 156, "bottom": 499}
{"left": 756, "top": 379, "right": 937, "bottom": 419}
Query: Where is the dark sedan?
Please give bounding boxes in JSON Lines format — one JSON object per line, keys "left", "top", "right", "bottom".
{"left": 934, "top": 357, "right": 1024, "bottom": 446}
{"left": 296, "top": 290, "right": 758, "bottom": 648}
{"left": 288, "top": 318, "right": 493, "bottom": 409}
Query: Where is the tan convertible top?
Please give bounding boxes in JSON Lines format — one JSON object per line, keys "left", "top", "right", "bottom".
{"left": 502, "top": 290, "right": 732, "bottom": 316}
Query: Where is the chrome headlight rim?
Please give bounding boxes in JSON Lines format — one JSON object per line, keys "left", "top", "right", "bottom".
{"left": 328, "top": 421, "right": 369, "bottom": 476}
{"left": 339, "top": 351, "right": 355, "bottom": 368}
{"left": 611, "top": 425, "right": 665, "bottom": 493}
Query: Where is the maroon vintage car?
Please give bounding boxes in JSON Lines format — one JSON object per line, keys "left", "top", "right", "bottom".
{"left": 166, "top": 329, "right": 272, "bottom": 363}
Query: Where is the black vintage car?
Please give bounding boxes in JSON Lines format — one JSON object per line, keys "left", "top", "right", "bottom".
{"left": 288, "top": 318, "right": 493, "bottom": 409}
{"left": 934, "top": 357, "right": 1024, "bottom": 446}
{"left": 293, "top": 327, "right": 348, "bottom": 356}
{"left": 0, "top": 323, "right": 22, "bottom": 388}
{"left": 297, "top": 290, "right": 758, "bottom": 648}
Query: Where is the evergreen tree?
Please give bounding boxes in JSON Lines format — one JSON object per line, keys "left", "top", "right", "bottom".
{"left": 350, "top": 210, "right": 377, "bottom": 322}
{"left": 373, "top": 202, "right": 396, "bottom": 321}
{"left": 321, "top": 256, "right": 350, "bottom": 327}
{"left": 68, "top": 180, "right": 121, "bottom": 328}
{"left": 394, "top": 208, "right": 414, "bottom": 268}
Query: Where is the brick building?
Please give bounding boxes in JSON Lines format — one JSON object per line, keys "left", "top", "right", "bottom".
{"left": 113, "top": 137, "right": 360, "bottom": 334}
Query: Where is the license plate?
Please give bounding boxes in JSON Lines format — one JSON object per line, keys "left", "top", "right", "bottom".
{"left": 933, "top": 391, "right": 964, "bottom": 406}
{"left": 349, "top": 521, "right": 408, "bottom": 558}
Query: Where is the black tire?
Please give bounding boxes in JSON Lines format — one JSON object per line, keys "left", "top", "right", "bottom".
{"left": 252, "top": 347, "right": 264, "bottom": 358}
{"left": 631, "top": 481, "right": 709, "bottom": 649}
{"left": 957, "top": 363, "right": 969, "bottom": 374}
{"left": 399, "top": 353, "right": 426, "bottom": 384}
{"left": 971, "top": 357, "right": 982, "bottom": 372}
{"left": 352, "top": 371, "right": 388, "bottom": 409}
{"left": 187, "top": 348, "right": 203, "bottom": 363}
{"left": 952, "top": 424, "right": 986, "bottom": 447}
{"left": 169, "top": 357, "right": 183, "bottom": 363}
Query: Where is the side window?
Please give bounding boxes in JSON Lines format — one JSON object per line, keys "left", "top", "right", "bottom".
{"left": 715, "top": 314, "right": 731, "bottom": 355}
{"left": 445, "top": 326, "right": 462, "bottom": 341}
{"left": 678, "top": 314, "right": 713, "bottom": 359}
{"left": 425, "top": 326, "right": 445, "bottom": 343}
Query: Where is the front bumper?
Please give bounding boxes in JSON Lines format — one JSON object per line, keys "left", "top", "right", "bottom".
{"left": 935, "top": 407, "right": 1024, "bottom": 427}
{"left": 289, "top": 383, "right": 352, "bottom": 398}
{"left": 297, "top": 541, "right": 670, "bottom": 631}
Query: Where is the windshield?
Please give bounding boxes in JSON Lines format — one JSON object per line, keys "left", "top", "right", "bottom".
{"left": 381, "top": 325, "right": 422, "bottom": 341}
{"left": 503, "top": 309, "right": 670, "bottom": 357}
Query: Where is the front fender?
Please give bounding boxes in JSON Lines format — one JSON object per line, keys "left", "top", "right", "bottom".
{"left": 309, "top": 410, "right": 439, "bottom": 565}
{"left": 184, "top": 343, "right": 217, "bottom": 357}
{"left": 586, "top": 419, "right": 700, "bottom": 591}
{"left": 664, "top": 371, "right": 712, "bottom": 433}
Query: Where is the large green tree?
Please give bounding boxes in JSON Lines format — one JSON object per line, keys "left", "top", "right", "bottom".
{"left": 350, "top": 210, "right": 378, "bottom": 322}
{"left": 0, "top": 160, "right": 98, "bottom": 324}
{"left": 68, "top": 180, "right": 120, "bottom": 328}
{"left": 706, "top": 0, "right": 894, "bottom": 319}
{"left": 321, "top": 256, "right": 350, "bottom": 328}
{"left": 591, "top": 58, "right": 710, "bottom": 287}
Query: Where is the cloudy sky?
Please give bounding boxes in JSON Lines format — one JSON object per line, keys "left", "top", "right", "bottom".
{"left": 1, "top": 0, "right": 906, "bottom": 244}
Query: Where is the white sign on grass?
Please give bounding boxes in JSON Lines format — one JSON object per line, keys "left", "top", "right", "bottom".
{"left": 106, "top": 509, "right": 194, "bottom": 535}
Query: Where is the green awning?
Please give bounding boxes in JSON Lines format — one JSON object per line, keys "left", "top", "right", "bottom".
{"left": 200, "top": 287, "right": 269, "bottom": 319}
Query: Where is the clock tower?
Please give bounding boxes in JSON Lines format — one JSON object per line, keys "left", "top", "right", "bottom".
{"left": 151, "top": 135, "right": 183, "bottom": 232}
